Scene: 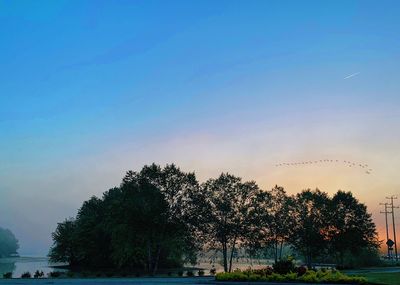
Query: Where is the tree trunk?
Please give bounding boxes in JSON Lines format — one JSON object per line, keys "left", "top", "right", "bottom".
{"left": 228, "top": 238, "right": 237, "bottom": 273}
{"left": 152, "top": 243, "right": 162, "bottom": 276}
{"left": 147, "top": 242, "right": 152, "bottom": 273}
{"left": 307, "top": 249, "right": 312, "bottom": 269}
{"left": 222, "top": 241, "right": 228, "bottom": 272}
{"left": 279, "top": 240, "right": 283, "bottom": 260}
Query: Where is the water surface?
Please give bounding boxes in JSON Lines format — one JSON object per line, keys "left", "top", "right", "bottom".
{"left": 0, "top": 257, "right": 66, "bottom": 278}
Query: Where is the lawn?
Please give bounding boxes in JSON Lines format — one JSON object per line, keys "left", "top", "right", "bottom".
{"left": 356, "top": 272, "right": 400, "bottom": 285}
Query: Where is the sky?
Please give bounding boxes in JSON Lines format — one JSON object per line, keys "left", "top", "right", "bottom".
{"left": 0, "top": 0, "right": 399, "bottom": 256}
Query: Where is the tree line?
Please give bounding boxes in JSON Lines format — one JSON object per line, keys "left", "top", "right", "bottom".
{"left": 49, "top": 163, "right": 379, "bottom": 273}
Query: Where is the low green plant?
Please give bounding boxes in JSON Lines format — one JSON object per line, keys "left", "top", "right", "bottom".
{"left": 273, "top": 257, "right": 295, "bottom": 274}
{"left": 215, "top": 268, "right": 367, "bottom": 284}
{"left": 48, "top": 271, "right": 62, "bottom": 278}
{"left": 186, "top": 270, "right": 194, "bottom": 277}
{"left": 3, "top": 272, "right": 12, "bottom": 279}
{"left": 21, "top": 272, "right": 31, "bottom": 278}
{"left": 34, "top": 270, "right": 44, "bottom": 278}
{"left": 198, "top": 269, "right": 205, "bottom": 276}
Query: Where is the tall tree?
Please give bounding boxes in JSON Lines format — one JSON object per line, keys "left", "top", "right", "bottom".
{"left": 0, "top": 227, "right": 19, "bottom": 258}
{"left": 48, "top": 219, "right": 78, "bottom": 266}
{"left": 289, "top": 189, "right": 330, "bottom": 268}
{"left": 121, "top": 164, "right": 200, "bottom": 273}
{"left": 258, "top": 186, "right": 295, "bottom": 263}
{"left": 49, "top": 164, "right": 199, "bottom": 274}
{"left": 197, "top": 173, "right": 262, "bottom": 272}
{"left": 327, "top": 191, "right": 380, "bottom": 266}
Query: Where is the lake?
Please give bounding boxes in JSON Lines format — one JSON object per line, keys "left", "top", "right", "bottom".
{"left": 0, "top": 257, "right": 66, "bottom": 278}
{"left": 0, "top": 256, "right": 271, "bottom": 279}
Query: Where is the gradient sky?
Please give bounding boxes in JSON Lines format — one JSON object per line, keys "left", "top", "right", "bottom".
{"left": 1, "top": 0, "right": 400, "bottom": 255}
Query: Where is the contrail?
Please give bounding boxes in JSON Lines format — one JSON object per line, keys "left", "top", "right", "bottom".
{"left": 343, "top": 72, "right": 360, "bottom": 80}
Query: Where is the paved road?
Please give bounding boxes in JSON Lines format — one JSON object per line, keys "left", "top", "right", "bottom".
{"left": 0, "top": 277, "right": 350, "bottom": 285}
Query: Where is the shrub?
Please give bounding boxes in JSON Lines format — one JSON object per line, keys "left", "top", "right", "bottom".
{"left": 67, "top": 271, "right": 75, "bottom": 278}
{"left": 3, "top": 272, "right": 12, "bottom": 279}
{"left": 273, "top": 257, "right": 295, "bottom": 274}
{"left": 34, "top": 270, "right": 44, "bottom": 278}
{"left": 296, "top": 265, "right": 307, "bottom": 276}
{"left": 21, "top": 272, "right": 31, "bottom": 278}
{"left": 215, "top": 269, "right": 367, "bottom": 284}
{"left": 177, "top": 270, "right": 183, "bottom": 277}
{"left": 198, "top": 269, "right": 205, "bottom": 276}
{"left": 48, "top": 271, "right": 62, "bottom": 278}
{"left": 252, "top": 266, "right": 273, "bottom": 277}
{"left": 186, "top": 270, "right": 194, "bottom": 277}
{"left": 210, "top": 267, "right": 216, "bottom": 275}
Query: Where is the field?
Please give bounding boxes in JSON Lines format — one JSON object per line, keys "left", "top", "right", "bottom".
{"left": 345, "top": 267, "right": 400, "bottom": 285}
{"left": 358, "top": 272, "right": 400, "bottom": 285}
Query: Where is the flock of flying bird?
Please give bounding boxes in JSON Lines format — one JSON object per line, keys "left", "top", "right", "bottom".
{"left": 275, "top": 159, "right": 372, "bottom": 174}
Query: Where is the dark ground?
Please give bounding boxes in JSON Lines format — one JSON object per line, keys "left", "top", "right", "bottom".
{"left": 0, "top": 277, "right": 354, "bottom": 285}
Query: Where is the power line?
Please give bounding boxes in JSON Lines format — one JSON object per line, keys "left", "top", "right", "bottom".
{"left": 386, "top": 196, "right": 399, "bottom": 261}
{"left": 380, "top": 202, "right": 392, "bottom": 259}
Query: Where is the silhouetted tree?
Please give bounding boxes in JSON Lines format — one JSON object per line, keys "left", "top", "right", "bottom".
{"left": 49, "top": 164, "right": 382, "bottom": 271}
{"left": 327, "top": 191, "right": 380, "bottom": 266}
{"left": 196, "top": 173, "right": 263, "bottom": 272}
{"left": 289, "top": 189, "right": 330, "bottom": 268}
{"left": 49, "top": 219, "right": 78, "bottom": 266}
{"left": 256, "top": 186, "right": 295, "bottom": 263}
{"left": 0, "top": 227, "right": 19, "bottom": 257}
{"left": 49, "top": 164, "right": 198, "bottom": 274}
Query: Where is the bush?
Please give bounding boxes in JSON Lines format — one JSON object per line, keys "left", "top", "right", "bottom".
{"left": 273, "top": 257, "right": 295, "bottom": 274}
{"left": 48, "top": 271, "right": 62, "bottom": 278}
{"left": 3, "top": 272, "right": 12, "bottom": 279}
{"left": 34, "top": 270, "right": 44, "bottom": 278}
{"left": 339, "top": 248, "right": 383, "bottom": 269}
{"left": 296, "top": 265, "right": 307, "bottom": 276}
{"left": 252, "top": 266, "right": 273, "bottom": 276}
{"left": 198, "top": 269, "right": 205, "bottom": 276}
{"left": 210, "top": 267, "right": 216, "bottom": 275}
{"left": 186, "top": 270, "right": 194, "bottom": 277}
{"left": 21, "top": 272, "right": 31, "bottom": 278}
{"left": 177, "top": 270, "right": 183, "bottom": 276}
{"left": 215, "top": 268, "right": 367, "bottom": 284}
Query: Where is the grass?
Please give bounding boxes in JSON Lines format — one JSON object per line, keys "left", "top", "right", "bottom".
{"left": 355, "top": 272, "right": 400, "bottom": 285}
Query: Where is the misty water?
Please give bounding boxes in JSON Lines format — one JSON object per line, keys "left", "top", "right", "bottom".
{"left": 0, "top": 257, "right": 67, "bottom": 278}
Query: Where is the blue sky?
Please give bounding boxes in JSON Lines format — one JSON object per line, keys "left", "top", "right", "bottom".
{"left": 1, "top": 0, "right": 399, "bottom": 255}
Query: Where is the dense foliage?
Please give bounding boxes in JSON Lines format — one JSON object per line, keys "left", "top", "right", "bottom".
{"left": 0, "top": 227, "right": 19, "bottom": 257}
{"left": 49, "top": 164, "right": 199, "bottom": 274}
{"left": 215, "top": 268, "right": 367, "bottom": 284}
{"left": 50, "top": 163, "right": 380, "bottom": 273}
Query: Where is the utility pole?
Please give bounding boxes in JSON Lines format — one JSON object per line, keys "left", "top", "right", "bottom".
{"left": 386, "top": 196, "right": 399, "bottom": 261}
{"left": 380, "top": 202, "right": 392, "bottom": 258}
